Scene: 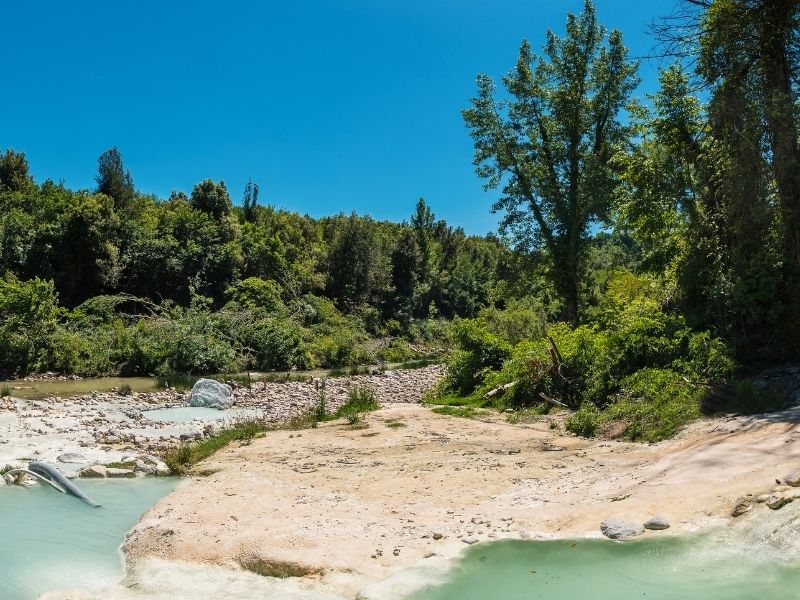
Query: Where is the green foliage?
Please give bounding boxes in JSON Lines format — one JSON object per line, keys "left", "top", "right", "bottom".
{"left": 600, "top": 369, "right": 704, "bottom": 442}
{"left": 445, "top": 319, "right": 511, "bottom": 395}
{"left": 564, "top": 403, "right": 600, "bottom": 437}
{"left": 0, "top": 149, "right": 34, "bottom": 193}
{"left": 335, "top": 385, "right": 380, "bottom": 424}
{"left": 225, "top": 277, "right": 284, "bottom": 312}
{"left": 437, "top": 271, "right": 734, "bottom": 441}
{"left": 96, "top": 146, "right": 134, "bottom": 209}
{"left": 0, "top": 275, "right": 60, "bottom": 374}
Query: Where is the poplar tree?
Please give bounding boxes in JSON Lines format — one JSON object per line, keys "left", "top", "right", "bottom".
{"left": 463, "top": 0, "right": 638, "bottom": 324}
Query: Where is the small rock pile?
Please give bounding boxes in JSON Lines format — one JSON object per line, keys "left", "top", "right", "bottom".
{"left": 730, "top": 469, "right": 800, "bottom": 517}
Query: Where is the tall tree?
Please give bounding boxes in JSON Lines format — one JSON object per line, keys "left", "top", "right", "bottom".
{"left": 190, "top": 179, "right": 233, "bottom": 221}
{"left": 463, "top": 0, "right": 638, "bottom": 324}
{"left": 242, "top": 178, "right": 260, "bottom": 223}
{"left": 95, "top": 146, "right": 135, "bottom": 209}
{"left": 390, "top": 228, "right": 420, "bottom": 324}
{"left": 0, "top": 149, "right": 34, "bottom": 193}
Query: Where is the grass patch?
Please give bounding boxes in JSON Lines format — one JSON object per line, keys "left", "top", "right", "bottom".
{"left": 397, "top": 357, "right": 442, "bottom": 370}
{"left": 432, "top": 405, "right": 477, "bottom": 418}
{"left": 163, "top": 418, "right": 269, "bottom": 474}
{"left": 385, "top": 419, "right": 407, "bottom": 429}
{"left": 0, "top": 384, "right": 11, "bottom": 398}
{"left": 506, "top": 404, "right": 552, "bottom": 424}
{"left": 335, "top": 385, "right": 379, "bottom": 425}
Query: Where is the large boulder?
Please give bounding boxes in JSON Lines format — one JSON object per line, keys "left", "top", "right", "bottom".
{"left": 188, "top": 378, "right": 233, "bottom": 409}
{"left": 600, "top": 518, "right": 644, "bottom": 540}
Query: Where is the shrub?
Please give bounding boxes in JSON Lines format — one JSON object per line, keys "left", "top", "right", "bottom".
{"left": 225, "top": 277, "right": 284, "bottom": 313}
{"left": 236, "top": 317, "right": 302, "bottom": 371}
{"left": 336, "top": 385, "right": 379, "bottom": 424}
{"left": 603, "top": 368, "right": 703, "bottom": 441}
{"left": 446, "top": 319, "right": 511, "bottom": 394}
{"left": 565, "top": 403, "right": 601, "bottom": 437}
{"left": 478, "top": 301, "right": 547, "bottom": 345}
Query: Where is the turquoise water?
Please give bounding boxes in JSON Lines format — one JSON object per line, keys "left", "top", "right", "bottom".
{"left": 409, "top": 537, "right": 800, "bottom": 600}
{"left": 0, "top": 477, "right": 178, "bottom": 600}
{"left": 143, "top": 406, "right": 263, "bottom": 422}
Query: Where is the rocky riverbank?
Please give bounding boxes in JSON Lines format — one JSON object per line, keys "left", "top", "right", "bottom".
{"left": 0, "top": 365, "right": 444, "bottom": 479}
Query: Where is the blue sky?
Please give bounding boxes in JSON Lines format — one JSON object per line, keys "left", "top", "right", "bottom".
{"left": 1, "top": 0, "right": 673, "bottom": 235}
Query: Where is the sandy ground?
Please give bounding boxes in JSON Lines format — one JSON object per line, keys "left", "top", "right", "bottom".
{"left": 98, "top": 402, "right": 800, "bottom": 599}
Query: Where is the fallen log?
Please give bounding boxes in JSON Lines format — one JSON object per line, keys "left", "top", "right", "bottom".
{"left": 483, "top": 381, "right": 518, "bottom": 399}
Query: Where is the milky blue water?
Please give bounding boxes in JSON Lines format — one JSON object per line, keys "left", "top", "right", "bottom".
{"left": 0, "top": 477, "right": 178, "bottom": 600}
{"left": 143, "top": 406, "right": 263, "bottom": 422}
{"left": 409, "top": 537, "right": 800, "bottom": 600}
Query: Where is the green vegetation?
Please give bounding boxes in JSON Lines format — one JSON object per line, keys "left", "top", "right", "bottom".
{"left": 335, "top": 385, "right": 380, "bottom": 425}
{"left": 432, "top": 406, "right": 478, "bottom": 419}
{"left": 420, "top": 0, "right": 800, "bottom": 440}
{"left": 0, "top": 161, "right": 495, "bottom": 377}
{"left": 163, "top": 419, "right": 267, "bottom": 474}
{"left": 0, "top": 384, "right": 10, "bottom": 398}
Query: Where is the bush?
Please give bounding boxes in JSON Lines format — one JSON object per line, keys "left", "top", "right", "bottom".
{"left": 603, "top": 368, "right": 703, "bottom": 441}
{"left": 565, "top": 403, "right": 601, "bottom": 437}
{"left": 309, "top": 328, "right": 370, "bottom": 368}
{"left": 335, "top": 385, "right": 379, "bottom": 424}
{"left": 225, "top": 277, "right": 284, "bottom": 313}
{"left": 446, "top": 319, "right": 511, "bottom": 394}
{"left": 236, "top": 317, "right": 302, "bottom": 371}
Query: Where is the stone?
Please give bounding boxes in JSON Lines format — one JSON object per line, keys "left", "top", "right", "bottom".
{"left": 600, "top": 518, "right": 644, "bottom": 540}
{"left": 643, "top": 516, "right": 670, "bottom": 530}
{"left": 766, "top": 495, "right": 794, "bottom": 510}
{"left": 79, "top": 465, "right": 108, "bottom": 478}
{"left": 57, "top": 452, "right": 88, "bottom": 464}
{"left": 188, "top": 378, "right": 233, "bottom": 409}
{"left": 731, "top": 498, "right": 753, "bottom": 517}
{"left": 107, "top": 467, "right": 136, "bottom": 478}
{"left": 432, "top": 532, "right": 443, "bottom": 540}
{"left": 462, "top": 537, "right": 479, "bottom": 545}
{"left": 785, "top": 471, "right": 800, "bottom": 487}
{"left": 154, "top": 461, "right": 171, "bottom": 476}
{"left": 756, "top": 494, "right": 771, "bottom": 503}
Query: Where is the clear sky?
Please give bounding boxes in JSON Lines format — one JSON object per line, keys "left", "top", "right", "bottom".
{"left": 1, "top": 0, "right": 674, "bottom": 235}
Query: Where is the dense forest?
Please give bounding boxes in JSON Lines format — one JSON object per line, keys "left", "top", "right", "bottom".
{"left": 2, "top": 0, "right": 798, "bottom": 439}
{"left": 0, "top": 149, "right": 515, "bottom": 376}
